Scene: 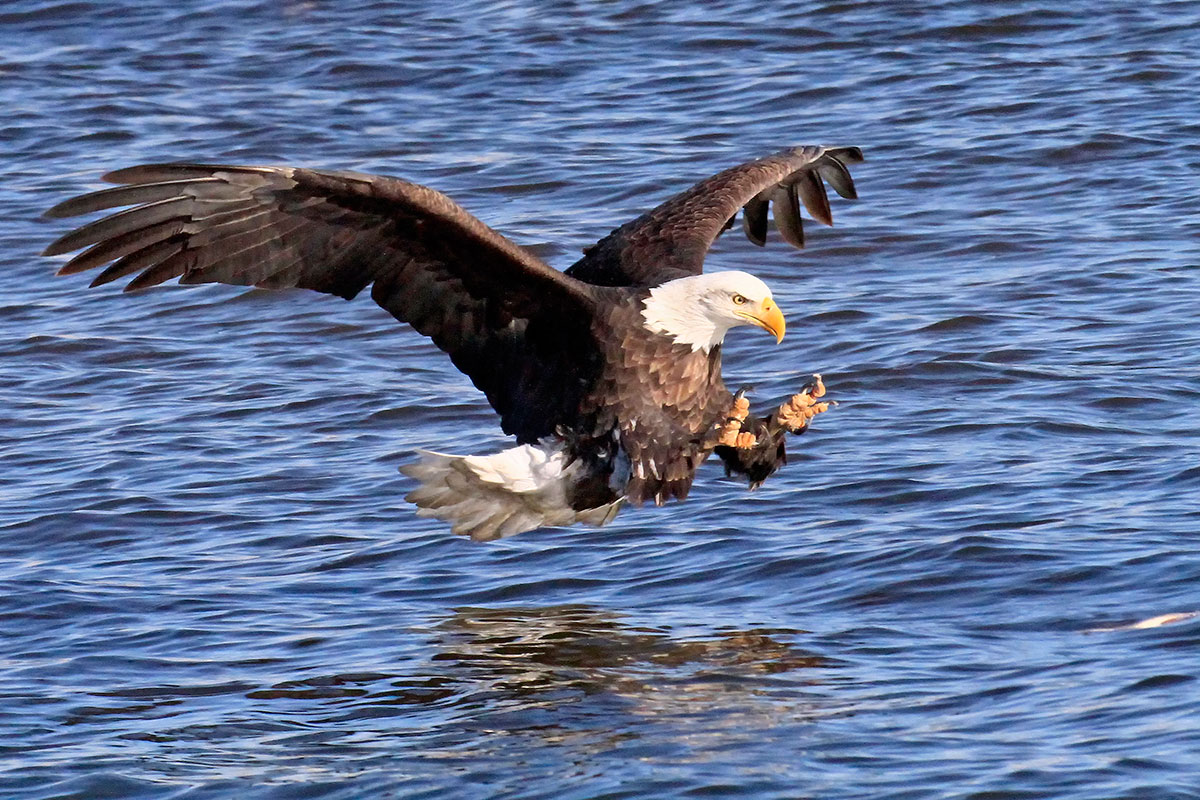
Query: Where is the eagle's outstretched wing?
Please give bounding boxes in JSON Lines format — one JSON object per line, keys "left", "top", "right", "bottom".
{"left": 565, "top": 146, "right": 863, "bottom": 287}
{"left": 43, "top": 164, "right": 603, "bottom": 441}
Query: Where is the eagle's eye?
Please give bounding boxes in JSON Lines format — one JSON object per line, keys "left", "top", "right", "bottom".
{"left": 731, "top": 293, "right": 747, "bottom": 305}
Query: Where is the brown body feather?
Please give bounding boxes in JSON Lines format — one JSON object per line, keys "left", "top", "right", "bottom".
{"left": 582, "top": 297, "right": 734, "bottom": 505}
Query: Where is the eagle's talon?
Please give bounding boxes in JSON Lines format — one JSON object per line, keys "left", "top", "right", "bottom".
{"left": 800, "top": 373, "right": 826, "bottom": 399}
{"left": 734, "top": 431, "right": 758, "bottom": 449}
{"left": 715, "top": 391, "right": 754, "bottom": 447}
{"left": 730, "top": 393, "right": 751, "bottom": 420}
{"left": 717, "top": 426, "right": 759, "bottom": 449}
{"left": 777, "top": 374, "right": 834, "bottom": 434}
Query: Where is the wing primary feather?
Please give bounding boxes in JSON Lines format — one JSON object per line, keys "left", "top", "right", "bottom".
{"left": 828, "top": 146, "right": 865, "bottom": 164}
{"left": 91, "top": 238, "right": 186, "bottom": 288}
{"left": 794, "top": 170, "right": 833, "bottom": 227}
{"left": 42, "top": 197, "right": 192, "bottom": 256}
{"left": 124, "top": 249, "right": 196, "bottom": 292}
{"left": 102, "top": 163, "right": 280, "bottom": 184}
{"left": 741, "top": 193, "right": 768, "bottom": 246}
{"left": 770, "top": 185, "right": 805, "bottom": 248}
{"left": 42, "top": 179, "right": 223, "bottom": 219}
{"left": 817, "top": 155, "right": 858, "bottom": 200}
{"left": 155, "top": 233, "right": 314, "bottom": 291}
{"left": 57, "top": 218, "right": 185, "bottom": 275}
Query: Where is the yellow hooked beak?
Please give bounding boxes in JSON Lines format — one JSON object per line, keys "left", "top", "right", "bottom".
{"left": 738, "top": 297, "right": 786, "bottom": 343}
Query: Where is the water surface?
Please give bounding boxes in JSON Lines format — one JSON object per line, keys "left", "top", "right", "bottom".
{"left": 3, "top": 1, "right": 1200, "bottom": 797}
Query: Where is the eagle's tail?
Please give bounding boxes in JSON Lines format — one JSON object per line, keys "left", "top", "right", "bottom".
{"left": 400, "top": 444, "right": 624, "bottom": 541}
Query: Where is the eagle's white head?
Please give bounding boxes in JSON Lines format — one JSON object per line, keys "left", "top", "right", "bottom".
{"left": 641, "top": 270, "right": 786, "bottom": 353}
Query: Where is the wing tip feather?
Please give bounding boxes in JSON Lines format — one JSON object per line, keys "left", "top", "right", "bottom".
{"left": 42, "top": 233, "right": 80, "bottom": 257}
{"left": 43, "top": 200, "right": 81, "bottom": 220}
{"left": 831, "top": 145, "right": 865, "bottom": 164}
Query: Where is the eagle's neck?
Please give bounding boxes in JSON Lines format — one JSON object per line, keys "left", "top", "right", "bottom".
{"left": 640, "top": 277, "right": 733, "bottom": 353}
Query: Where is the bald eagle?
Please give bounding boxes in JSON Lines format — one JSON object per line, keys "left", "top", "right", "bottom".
{"left": 43, "top": 145, "right": 862, "bottom": 540}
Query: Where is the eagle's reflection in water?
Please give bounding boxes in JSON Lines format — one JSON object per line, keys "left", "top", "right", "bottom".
{"left": 429, "top": 606, "right": 835, "bottom": 761}
{"left": 230, "top": 605, "right": 856, "bottom": 790}
{"left": 431, "top": 604, "right": 825, "bottom": 677}
{"left": 249, "top": 605, "right": 836, "bottom": 759}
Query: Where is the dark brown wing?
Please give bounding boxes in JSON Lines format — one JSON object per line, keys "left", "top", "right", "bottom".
{"left": 565, "top": 145, "right": 863, "bottom": 287}
{"left": 43, "top": 164, "right": 605, "bottom": 441}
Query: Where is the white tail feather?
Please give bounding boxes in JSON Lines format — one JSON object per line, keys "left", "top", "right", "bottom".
{"left": 401, "top": 444, "right": 623, "bottom": 541}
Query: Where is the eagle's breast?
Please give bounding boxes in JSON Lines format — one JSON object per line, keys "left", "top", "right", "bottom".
{"left": 580, "top": 295, "right": 732, "bottom": 505}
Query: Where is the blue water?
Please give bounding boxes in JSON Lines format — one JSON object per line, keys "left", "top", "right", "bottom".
{"left": 4, "top": 1, "right": 1200, "bottom": 797}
